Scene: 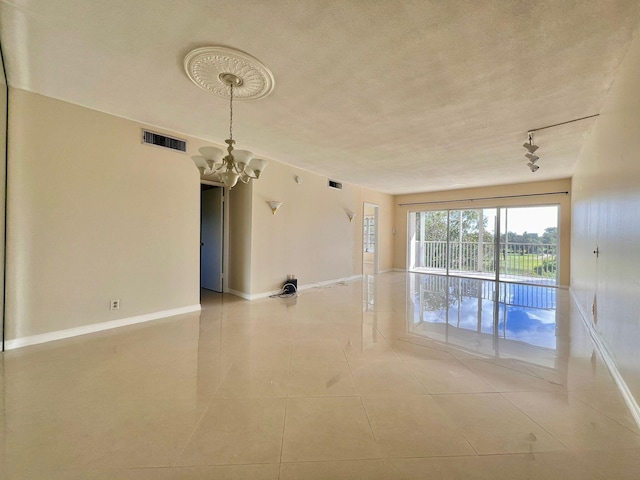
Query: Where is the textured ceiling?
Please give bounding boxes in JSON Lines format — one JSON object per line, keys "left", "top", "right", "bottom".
{"left": 1, "top": 0, "right": 639, "bottom": 194}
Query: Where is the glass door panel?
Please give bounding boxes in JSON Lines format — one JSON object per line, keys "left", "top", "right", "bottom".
{"left": 408, "top": 210, "right": 448, "bottom": 273}
{"left": 499, "top": 206, "right": 559, "bottom": 285}
{"left": 447, "top": 209, "right": 496, "bottom": 279}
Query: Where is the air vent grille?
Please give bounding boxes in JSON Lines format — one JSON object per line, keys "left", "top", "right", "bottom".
{"left": 142, "top": 130, "right": 187, "bottom": 153}
{"left": 328, "top": 180, "right": 343, "bottom": 190}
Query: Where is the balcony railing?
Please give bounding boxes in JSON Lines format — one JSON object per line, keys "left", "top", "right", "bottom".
{"left": 412, "top": 241, "right": 557, "bottom": 280}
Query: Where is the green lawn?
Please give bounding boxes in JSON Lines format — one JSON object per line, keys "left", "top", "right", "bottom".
{"left": 500, "top": 254, "right": 557, "bottom": 277}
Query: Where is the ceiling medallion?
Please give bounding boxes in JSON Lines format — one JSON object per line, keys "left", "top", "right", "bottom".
{"left": 186, "top": 46, "right": 273, "bottom": 188}
{"left": 184, "top": 46, "right": 275, "bottom": 101}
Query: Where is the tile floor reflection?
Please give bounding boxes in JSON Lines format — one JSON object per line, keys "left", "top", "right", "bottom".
{"left": 1, "top": 272, "right": 639, "bottom": 479}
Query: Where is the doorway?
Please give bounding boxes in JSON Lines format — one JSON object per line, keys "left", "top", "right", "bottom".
{"left": 201, "top": 184, "right": 224, "bottom": 292}
{"left": 363, "top": 203, "right": 379, "bottom": 275}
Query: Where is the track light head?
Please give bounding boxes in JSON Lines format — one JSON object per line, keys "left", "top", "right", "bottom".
{"left": 525, "top": 153, "right": 539, "bottom": 163}
{"left": 523, "top": 132, "right": 539, "bottom": 154}
{"left": 528, "top": 162, "right": 539, "bottom": 172}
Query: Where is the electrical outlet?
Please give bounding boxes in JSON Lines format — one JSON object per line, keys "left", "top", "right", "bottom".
{"left": 110, "top": 299, "right": 120, "bottom": 310}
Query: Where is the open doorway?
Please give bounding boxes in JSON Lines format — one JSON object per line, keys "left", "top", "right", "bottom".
{"left": 363, "top": 203, "right": 379, "bottom": 275}
{"left": 201, "top": 184, "right": 224, "bottom": 292}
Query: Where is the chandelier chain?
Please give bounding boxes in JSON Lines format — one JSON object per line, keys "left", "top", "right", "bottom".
{"left": 229, "top": 83, "right": 234, "bottom": 141}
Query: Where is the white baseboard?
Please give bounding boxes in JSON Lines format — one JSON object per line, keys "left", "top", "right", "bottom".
{"left": 226, "top": 288, "right": 251, "bottom": 300}
{"left": 570, "top": 288, "right": 640, "bottom": 429}
{"left": 4, "top": 304, "right": 201, "bottom": 351}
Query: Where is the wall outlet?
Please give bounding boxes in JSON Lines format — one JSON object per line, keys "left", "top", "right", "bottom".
{"left": 110, "top": 299, "right": 120, "bottom": 310}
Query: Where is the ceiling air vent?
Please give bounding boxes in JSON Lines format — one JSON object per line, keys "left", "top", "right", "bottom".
{"left": 328, "top": 180, "right": 343, "bottom": 190}
{"left": 142, "top": 129, "right": 187, "bottom": 153}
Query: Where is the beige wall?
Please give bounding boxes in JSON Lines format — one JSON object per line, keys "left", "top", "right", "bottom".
{"left": 249, "top": 161, "right": 363, "bottom": 295}
{"left": 6, "top": 89, "right": 202, "bottom": 339}
{"left": 571, "top": 27, "right": 640, "bottom": 400}
{"left": 227, "top": 181, "right": 253, "bottom": 295}
{"left": 394, "top": 179, "right": 572, "bottom": 286}
{"left": 3, "top": 88, "right": 398, "bottom": 336}
{"left": 244, "top": 161, "right": 396, "bottom": 296}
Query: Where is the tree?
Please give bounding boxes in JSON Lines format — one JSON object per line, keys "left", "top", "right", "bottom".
{"left": 542, "top": 227, "right": 558, "bottom": 245}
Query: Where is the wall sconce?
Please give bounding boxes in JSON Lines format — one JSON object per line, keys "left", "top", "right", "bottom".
{"left": 267, "top": 201, "right": 283, "bottom": 215}
{"left": 346, "top": 211, "right": 356, "bottom": 222}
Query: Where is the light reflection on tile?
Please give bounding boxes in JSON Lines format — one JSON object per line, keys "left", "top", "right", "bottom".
{"left": 1, "top": 272, "right": 639, "bottom": 479}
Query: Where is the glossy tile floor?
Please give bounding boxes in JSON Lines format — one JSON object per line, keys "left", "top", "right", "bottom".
{"left": 2, "top": 272, "right": 640, "bottom": 479}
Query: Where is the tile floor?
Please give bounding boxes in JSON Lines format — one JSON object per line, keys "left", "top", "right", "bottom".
{"left": 1, "top": 272, "right": 639, "bottom": 479}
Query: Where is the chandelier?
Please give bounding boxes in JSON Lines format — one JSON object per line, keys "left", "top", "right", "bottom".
{"left": 185, "top": 47, "right": 274, "bottom": 188}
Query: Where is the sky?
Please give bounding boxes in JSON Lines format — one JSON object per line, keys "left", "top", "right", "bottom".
{"left": 482, "top": 206, "right": 558, "bottom": 235}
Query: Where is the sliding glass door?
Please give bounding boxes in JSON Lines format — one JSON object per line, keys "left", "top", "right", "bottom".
{"left": 409, "top": 205, "right": 558, "bottom": 285}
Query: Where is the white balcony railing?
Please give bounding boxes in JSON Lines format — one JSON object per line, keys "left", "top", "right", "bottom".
{"left": 412, "top": 241, "right": 557, "bottom": 280}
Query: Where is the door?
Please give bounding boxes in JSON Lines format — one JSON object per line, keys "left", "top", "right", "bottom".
{"left": 201, "top": 185, "right": 223, "bottom": 292}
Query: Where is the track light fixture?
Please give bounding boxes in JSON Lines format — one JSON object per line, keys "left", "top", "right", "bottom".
{"left": 523, "top": 132, "right": 540, "bottom": 172}
{"left": 521, "top": 113, "right": 602, "bottom": 174}
{"left": 523, "top": 133, "right": 539, "bottom": 154}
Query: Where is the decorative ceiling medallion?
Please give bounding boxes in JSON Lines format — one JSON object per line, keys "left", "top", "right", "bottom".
{"left": 184, "top": 46, "right": 274, "bottom": 101}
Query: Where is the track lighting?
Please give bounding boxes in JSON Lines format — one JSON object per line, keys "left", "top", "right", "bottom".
{"left": 523, "top": 133, "right": 540, "bottom": 172}
{"left": 523, "top": 134, "right": 539, "bottom": 154}
{"left": 520, "top": 114, "right": 602, "bottom": 174}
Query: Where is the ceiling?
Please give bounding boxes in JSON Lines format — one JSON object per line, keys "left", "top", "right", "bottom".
{"left": 1, "top": 0, "right": 639, "bottom": 195}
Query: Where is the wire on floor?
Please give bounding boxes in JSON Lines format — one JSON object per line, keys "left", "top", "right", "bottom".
{"left": 269, "top": 282, "right": 297, "bottom": 298}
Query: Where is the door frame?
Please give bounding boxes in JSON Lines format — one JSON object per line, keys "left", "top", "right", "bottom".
{"left": 200, "top": 180, "right": 229, "bottom": 295}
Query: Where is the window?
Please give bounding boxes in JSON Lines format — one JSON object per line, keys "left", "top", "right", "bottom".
{"left": 363, "top": 216, "right": 375, "bottom": 253}
{"left": 408, "top": 205, "right": 559, "bottom": 285}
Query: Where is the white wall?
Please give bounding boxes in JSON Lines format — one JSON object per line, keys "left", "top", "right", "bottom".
{"left": 6, "top": 89, "right": 202, "bottom": 340}
{"left": 571, "top": 27, "right": 640, "bottom": 400}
